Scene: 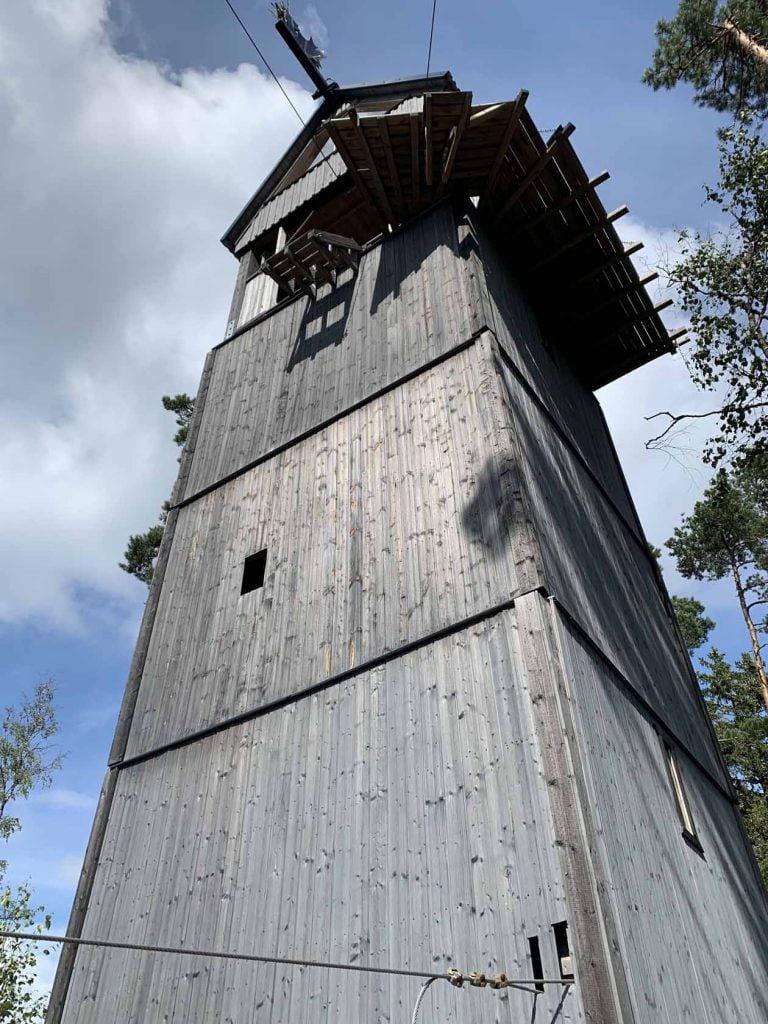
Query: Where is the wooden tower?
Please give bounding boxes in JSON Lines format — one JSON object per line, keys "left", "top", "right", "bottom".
{"left": 49, "top": 57, "right": 768, "bottom": 1024}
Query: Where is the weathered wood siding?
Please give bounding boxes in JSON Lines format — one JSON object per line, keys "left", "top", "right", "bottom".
{"left": 126, "top": 337, "right": 540, "bottom": 757}
{"left": 556, "top": 610, "right": 768, "bottom": 1023}
{"left": 234, "top": 152, "right": 347, "bottom": 254}
{"left": 185, "top": 202, "right": 484, "bottom": 499}
{"left": 62, "top": 613, "right": 583, "bottom": 1024}
{"left": 473, "top": 217, "right": 642, "bottom": 536}
{"left": 494, "top": 354, "right": 724, "bottom": 780}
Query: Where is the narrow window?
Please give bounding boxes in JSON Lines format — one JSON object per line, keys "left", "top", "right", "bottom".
{"left": 552, "top": 921, "right": 574, "bottom": 981}
{"left": 664, "top": 742, "right": 701, "bottom": 849}
{"left": 527, "top": 936, "right": 544, "bottom": 992}
{"left": 241, "top": 549, "right": 267, "bottom": 595}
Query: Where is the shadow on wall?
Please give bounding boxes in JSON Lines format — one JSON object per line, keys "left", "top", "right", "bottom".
{"left": 461, "top": 454, "right": 523, "bottom": 562}
{"left": 286, "top": 276, "right": 355, "bottom": 371}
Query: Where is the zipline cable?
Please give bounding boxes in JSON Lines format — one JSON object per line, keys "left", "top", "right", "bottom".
{"left": 0, "top": 931, "right": 570, "bottom": 993}
{"left": 219, "top": 0, "right": 339, "bottom": 178}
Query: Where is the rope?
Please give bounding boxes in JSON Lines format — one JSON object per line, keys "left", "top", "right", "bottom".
{"left": 410, "top": 976, "right": 438, "bottom": 1023}
{"left": 426, "top": 0, "right": 438, "bottom": 76}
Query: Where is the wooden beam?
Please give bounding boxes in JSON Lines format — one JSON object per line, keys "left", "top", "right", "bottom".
{"left": 669, "top": 326, "right": 689, "bottom": 345}
{"left": 410, "top": 114, "right": 420, "bottom": 205}
{"left": 529, "top": 205, "right": 629, "bottom": 270}
{"left": 282, "top": 244, "right": 316, "bottom": 293}
{"left": 326, "top": 121, "right": 387, "bottom": 230}
{"left": 424, "top": 93, "right": 433, "bottom": 186}
{"left": 348, "top": 110, "right": 396, "bottom": 225}
{"left": 308, "top": 230, "right": 361, "bottom": 251}
{"left": 571, "top": 241, "right": 644, "bottom": 287}
{"left": 591, "top": 299, "right": 673, "bottom": 349}
{"left": 377, "top": 118, "right": 404, "bottom": 212}
{"left": 497, "top": 122, "right": 576, "bottom": 219}
{"left": 469, "top": 103, "right": 505, "bottom": 123}
{"left": 260, "top": 256, "right": 294, "bottom": 295}
{"left": 440, "top": 92, "right": 472, "bottom": 185}
{"left": 510, "top": 170, "right": 610, "bottom": 237}
{"left": 572, "top": 271, "right": 659, "bottom": 320}
{"left": 483, "top": 89, "right": 529, "bottom": 196}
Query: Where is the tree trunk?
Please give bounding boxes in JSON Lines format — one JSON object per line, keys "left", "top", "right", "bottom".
{"left": 722, "top": 18, "right": 768, "bottom": 67}
{"left": 730, "top": 559, "right": 768, "bottom": 713}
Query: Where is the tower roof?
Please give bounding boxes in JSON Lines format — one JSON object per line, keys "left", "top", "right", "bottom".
{"left": 223, "top": 72, "right": 679, "bottom": 389}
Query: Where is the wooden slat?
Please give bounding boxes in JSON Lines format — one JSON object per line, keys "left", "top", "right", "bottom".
{"left": 497, "top": 123, "right": 576, "bottom": 219}
{"left": 348, "top": 110, "right": 396, "bottom": 225}
{"left": 484, "top": 90, "right": 530, "bottom": 195}
{"left": 423, "top": 93, "right": 433, "bottom": 186}
{"left": 440, "top": 92, "right": 472, "bottom": 184}
{"left": 377, "top": 118, "right": 404, "bottom": 212}
{"left": 326, "top": 121, "right": 388, "bottom": 230}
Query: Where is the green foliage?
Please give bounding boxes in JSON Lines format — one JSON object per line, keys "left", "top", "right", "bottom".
{"left": 120, "top": 394, "right": 194, "bottom": 586}
{"left": 118, "top": 519, "right": 166, "bottom": 587}
{"left": 698, "top": 648, "right": 768, "bottom": 882}
{"left": 671, "top": 595, "right": 716, "bottom": 651}
{"left": 650, "top": 120, "right": 768, "bottom": 466}
{"left": 667, "top": 459, "right": 768, "bottom": 583}
{"left": 0, "top": 882, "right": 51, "bottom": 1024}
{"left": 0, "top": 685, "right": 60, "bottom": 1021}
{"left": 161, "top": 394, "right": 195, "bottom": 452}
{"left": 666, "top": 457, "right": 768, "bottom": 709}
{"left": 644, "top": 0, "right": 768, "bottom": 114}
{"left": 0, "top": 682, "right": 61, "bottom": 850}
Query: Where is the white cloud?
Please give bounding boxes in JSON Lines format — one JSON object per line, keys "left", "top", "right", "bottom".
{"left": 299, "top": 5, "right": 329, "bottom": 50}
{"left": 0, "top": 0, "right": 315, "bottom": 629}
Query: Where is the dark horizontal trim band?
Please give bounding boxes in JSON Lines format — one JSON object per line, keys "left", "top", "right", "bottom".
{"left": 112, "top": 585, "right": 543, "bottom": 770}
{"left": 172, "top": 329, "right": 486, "bottom": 512}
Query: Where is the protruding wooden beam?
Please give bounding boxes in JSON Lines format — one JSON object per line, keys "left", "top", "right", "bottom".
{"left": 512, "top": 170, "right": 610, "bottom": 236}
{"left": 424, "top": 93, "right": 434, "bottom": 186}
{"left": 440, "top": 92, "right": 472, "bottom": 184}
{"left": 483, "top": 89, "right": 529, "bottom": 197}
{"left": 347, "top": 110, "right": 396, "bottom": 225}
{"left": 530, "top": 205, "right": 629, "bottom": 270}
{"left": 377, "top": 118, "right": 404, "bottom": 212}
{"left": 326, "top": 121, "right": 387, "bottom": 230}
{"left": 497, "top": 122, "right": 576, "bottom": 219}
{"left": 669, "top": 326, "right": 690, "bottom": 345}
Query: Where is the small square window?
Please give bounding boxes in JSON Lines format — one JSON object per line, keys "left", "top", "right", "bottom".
{"left": 663, "top": 742, "right": 702, "bottom": 851}
{"left": 241, "top": 549, "right": 267, "bottom": 595}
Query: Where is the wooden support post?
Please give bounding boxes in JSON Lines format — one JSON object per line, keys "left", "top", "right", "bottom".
{"left": 440, "top": 92, "right": 472, "bottom": 184}
{"left": 483, "top": 89, "right": 529, "bottom": 197}
{"left": 347, "top": 110, "right": 396, "bottom": 225}
{"left": 497, "top": 122, "right": 576, "bottom": 219}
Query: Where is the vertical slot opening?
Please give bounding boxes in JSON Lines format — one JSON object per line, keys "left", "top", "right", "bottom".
{"left": 552, "top": 921, "right": 573, "bottom": 980}
{"left": 528, "top": 936, "right": 545, "bottom": 992}
{"left": 241, "top": 549, "right": 268, "bottom": 595}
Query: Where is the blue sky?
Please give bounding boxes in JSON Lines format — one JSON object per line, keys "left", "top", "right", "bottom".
{"left": 0, "top": 0, "right": 749, "bottom": 998}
